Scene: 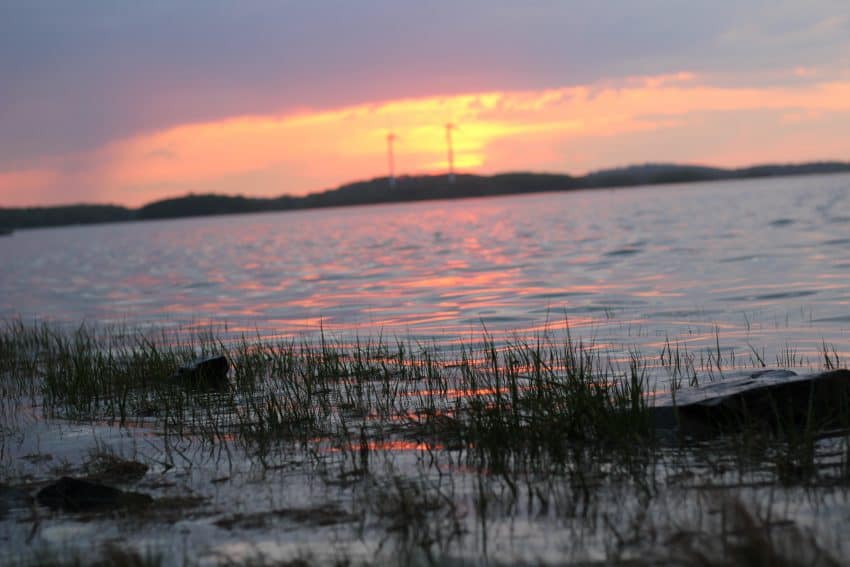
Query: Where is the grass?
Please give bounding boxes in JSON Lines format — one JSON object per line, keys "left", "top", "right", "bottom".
{"left": 2, "top": 319, "right": 850, "bottom": 565}
{"left": 664, "top": 496, "right": 841, "bottom": 566}
{"left": 7, "top": 544, "right": 163, "bottom": 567}
{"left": 0, "top": 320, "right": 660, "bottom": 465}
{"left": 1, "top": 319, "right": 846, "bottom": 473}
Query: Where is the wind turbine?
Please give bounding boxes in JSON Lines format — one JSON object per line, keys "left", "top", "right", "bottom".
{"left": 445, "top": 123, "right": 456, "bottom": 184}
{"left": 386, "top": 131, "right": 398, "bottom": 188}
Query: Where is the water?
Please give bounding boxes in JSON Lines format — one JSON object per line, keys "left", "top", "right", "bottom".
{"left": 5, "top": 173, "right": 850, "bottom": 564}
{"left": 4, "top": 173, "right": 850, "bottom": 360}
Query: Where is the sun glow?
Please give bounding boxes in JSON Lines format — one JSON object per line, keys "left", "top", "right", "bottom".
{"left": 4, "top": 71, "right": 850, "bottom": 207}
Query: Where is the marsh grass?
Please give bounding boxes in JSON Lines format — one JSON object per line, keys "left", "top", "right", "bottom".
{"left": 1, "top": 320, "right": 846, "bottom": 467}
{"left": 0, "top": 321, "right": 661, "bottom": 467}
{"left": 3, "top": 320, "right": 850, "bottom": 565}
{"left": 665, "top": 496, "right": 841, "bottom": 566}
{"left": 8, "top": 543, "right": 163, "bottom": 567}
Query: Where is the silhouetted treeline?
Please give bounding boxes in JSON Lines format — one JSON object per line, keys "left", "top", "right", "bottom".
{"left": 136, "top": 194, "right": 277, "bottom": 219}
{"left": 0, "top": 204, "right": 130, "bottom": 229}
{"left": 3, "top": 161, "right": 849, "bottom": 230}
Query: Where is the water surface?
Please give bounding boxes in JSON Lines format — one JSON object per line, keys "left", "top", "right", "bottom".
{"left": 3, "top": 173, "right": 850, "bottom": 360}
{"left": 5, "top": 173, "right": 850, "bottom": 565}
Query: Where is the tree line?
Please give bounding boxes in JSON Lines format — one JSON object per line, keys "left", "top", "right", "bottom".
{"left": 2, "top": 162, "right": 849, "bottom": 230}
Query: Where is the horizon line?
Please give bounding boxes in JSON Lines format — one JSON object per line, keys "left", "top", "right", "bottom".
{"left": 3, "top": 158, "right": 849, "bottom": 212}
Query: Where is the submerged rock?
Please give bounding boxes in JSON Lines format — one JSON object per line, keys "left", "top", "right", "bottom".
{"left": 173, "top": 355, "right": 229, "bottom": 390}
{"left": 84, "top": 453, "right": 149, "bottom": 484}
{"left": 36, "top": 477, "right": 153, "bottom": 512}
{"left": 652, "top": 368, "right": 850, "bottom": 436}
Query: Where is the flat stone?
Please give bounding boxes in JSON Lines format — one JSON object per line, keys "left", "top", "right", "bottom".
{"left": 36, "top": 477, "right": 153, "bottom": 512}
{"left": 652, "top": 368, "right": 850, "bottom": 436}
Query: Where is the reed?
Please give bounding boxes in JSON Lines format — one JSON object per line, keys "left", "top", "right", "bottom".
{"left": 3, "top": 318, "right": 850, "bottom": 565}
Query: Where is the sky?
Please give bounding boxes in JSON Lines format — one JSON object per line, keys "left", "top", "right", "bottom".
{"left": 1, "top": 1, "right": 849, "bottom": 207}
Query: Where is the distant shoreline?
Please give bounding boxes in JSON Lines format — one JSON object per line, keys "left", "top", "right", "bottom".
{"left": 2, "top": 161, "right": 849, "bottom": 230}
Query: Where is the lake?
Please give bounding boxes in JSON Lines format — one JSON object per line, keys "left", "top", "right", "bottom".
{"left": 3, "top": 173, "right": 850, "bottom": 363}
{"left": 5, "top": 173, "right": 850, "bottom": 565}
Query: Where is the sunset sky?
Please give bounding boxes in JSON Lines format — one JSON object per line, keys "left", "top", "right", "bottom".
{"left": 1, "top": 1, "right": 849, "bottom": 207}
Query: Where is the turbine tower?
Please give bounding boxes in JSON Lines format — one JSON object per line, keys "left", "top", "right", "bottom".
{"left": 386, "top": 132, "right": 398, "bottom": 188}
{"left": 445, "top": 123, "right": 456, "bottom": 184}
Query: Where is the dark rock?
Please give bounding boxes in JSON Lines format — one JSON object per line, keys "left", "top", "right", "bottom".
{"left": 652, "top": 369, "right": 850, "bottom": 436}
{"left": 36, "top": 477, "right": 153, "bottom": 512}
{"left": 173, "top": 355, "right": 229, "bottom": 390}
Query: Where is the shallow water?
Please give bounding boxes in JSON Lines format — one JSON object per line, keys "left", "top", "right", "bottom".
{"left": 5, "top": 393, "right": 850, "bottom": 566}
{"left": 4, "top": 174, "right": 850, "bottom": 362}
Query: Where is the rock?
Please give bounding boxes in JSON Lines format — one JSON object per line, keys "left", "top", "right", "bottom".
{"left": 36, "top": 477, "right": 153, "bottom": 512}
{"left": 652, "top": 369, "right": 850, "bottom": 436}
{"left": 173, "top": 355, "right": 229, "bottom": 390}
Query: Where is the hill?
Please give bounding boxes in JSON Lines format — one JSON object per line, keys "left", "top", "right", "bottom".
{"left": 2, "top": 161, "right": 849, "bottom": 230}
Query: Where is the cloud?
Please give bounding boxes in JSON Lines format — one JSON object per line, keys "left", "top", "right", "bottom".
{"left": 4, "top": 70, "right": 850, "bottom": 207}
{"left": 2, "top": 0, "right": 849, "bottom": 170}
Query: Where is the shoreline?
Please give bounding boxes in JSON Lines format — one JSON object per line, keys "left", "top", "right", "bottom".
{"left": 3, "top": 162, "right": 849, "bottom": 231}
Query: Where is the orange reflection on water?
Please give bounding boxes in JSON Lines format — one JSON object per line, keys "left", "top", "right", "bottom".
{"left": 367, "top": 440, "right": 443, "bottom": 452}
{"left": 400, "top": 271, "right": 513, "bottom": 290}
{"left": 404, "top": 386, "right": 507, "bottom": 399}
{"left": 327, "top": 440, "right": 443, "bottom": 453}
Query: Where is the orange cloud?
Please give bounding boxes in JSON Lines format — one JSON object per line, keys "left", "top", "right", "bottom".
{"left": 99, "top": 92, "right": 578, "bottom": 187}
{"left": 3, "top": 70, "right": 850, "bottom": 207}
{"left": 0, "top": 169, "right": 56, "bottom": 190}
{"left": 0, "top": 169, "right": 60, "bottom": 205}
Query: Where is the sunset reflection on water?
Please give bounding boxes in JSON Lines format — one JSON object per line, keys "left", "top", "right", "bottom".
{"left": 2, "top": 174, "right": 850, "bottom": 363}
